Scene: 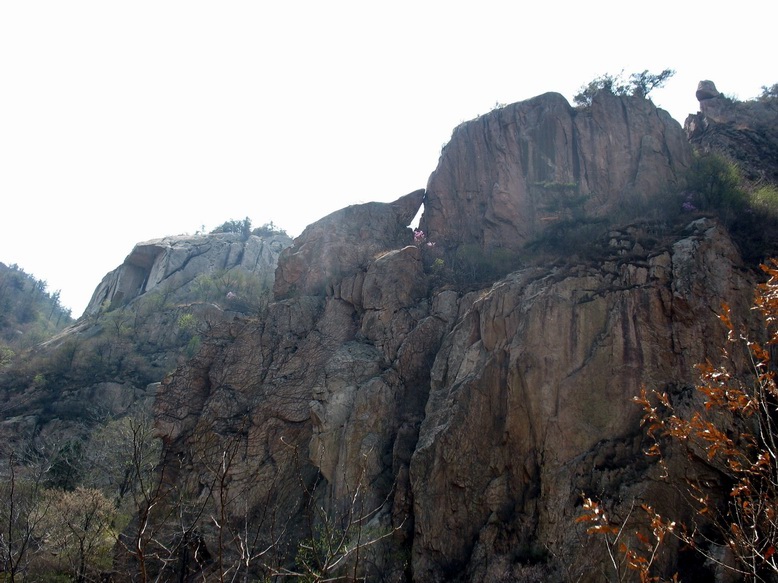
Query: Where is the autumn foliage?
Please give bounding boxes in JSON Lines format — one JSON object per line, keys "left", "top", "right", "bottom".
{"left": 581, "top": 260, "right": 778, "bottom": 582}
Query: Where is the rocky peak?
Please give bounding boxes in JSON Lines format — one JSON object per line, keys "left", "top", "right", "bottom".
{"left": 685, "top": 79, "right": 778, "bottom": 183}
{"left": 420, "top": 91, "right": 691, "bottom": 252}
{"left": 85, "top": 231, "right": 291, "bottom": 316}
{"left": 273, "top": 189, "right": 424, "bottom": 299}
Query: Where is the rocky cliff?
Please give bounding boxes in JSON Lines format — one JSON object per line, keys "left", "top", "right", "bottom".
{"left": 422, "top": 91, "right": 690, "bottom": 251}
{"left": 86, "top": 231, "right": 291, "bottom": 316}
{"left": 150, "top": 88, "right": 773, "bottom": 581}
{"left": 685, "top": 80, "right": 778, "bottom": 184}
{"left": 0, "top": 230, "right": 291, "bottom": 456}
{"left": 3, "top": 83, "right": 775, "bottom": 582}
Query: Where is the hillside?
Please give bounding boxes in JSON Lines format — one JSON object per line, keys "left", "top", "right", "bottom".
{"left": 0, "top": 262, "right": 73, "bottom": 364}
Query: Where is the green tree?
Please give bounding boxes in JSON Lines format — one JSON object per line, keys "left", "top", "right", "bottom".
{"left": 628, "top": 69, "right": 676, "bottom": 98}
{"left": 252, "top": 221, "right": 288, "bottom": 237}
{"left": 211, "top": 217, "right": 253, "bottom": 240}
{"left": 759, "top": 83, "right": 778, "bottom": 102}
{"left": 43, "top": 487, "right": 116, "bottom": 582}
{"left": 574, "top": 69, "right": 675, "bottom": 107}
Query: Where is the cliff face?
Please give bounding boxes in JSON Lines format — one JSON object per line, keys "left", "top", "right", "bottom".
{"left": 0, "top": 231, "right": 291, "bottom": 454}
{"left": 422, "top": 91, "right": 691, "bottom": 250}
{"left": 151, "top": 92, "right": 766, "bottom": 580}
{"left": 409, "top": 218, "right": 749, "bottom": 580}
{"left": 156, "top": 220, "right": 751, "bottom": 581}
{"left": 5, "top": 85, "right": 773, "bottom": 581}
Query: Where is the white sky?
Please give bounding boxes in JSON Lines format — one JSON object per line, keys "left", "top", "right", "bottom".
{"left": 0, "top": 1, "right": 773, "bottom": 317}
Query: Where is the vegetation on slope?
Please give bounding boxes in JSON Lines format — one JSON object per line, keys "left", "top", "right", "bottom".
{"left": 0, "top": 262, "right": 73, "bottom": 367}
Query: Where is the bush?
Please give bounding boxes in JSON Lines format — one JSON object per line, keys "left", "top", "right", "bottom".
{"left": 449, "top": 244, "right": 521, "bottom": 287}
{"left": 574, "top": 69, "right": 675, "bottom": 107}
{"left": 189, "top": 269, "right": 272, "bottom": 315}
{"left": 210, "top": 217, "right": 252, "bottom": 239}
{"left": 524, "top": 217, "right": 611, "bottom": 262}
{"left": 252, "top": 221, "right": 287, "bottom": 237}
{"left": 581, "top": 260, "right": 778, "bottom": 581}
{"left": 684, "top": 152, "right": 745, "bottom": 212}
{"left": 751, "top": 184, "right": 778, "bottom": 216}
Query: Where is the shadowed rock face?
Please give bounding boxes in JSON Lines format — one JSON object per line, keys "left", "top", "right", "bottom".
{"left": 421, "top": 92, "right": 691, "bottom": 250}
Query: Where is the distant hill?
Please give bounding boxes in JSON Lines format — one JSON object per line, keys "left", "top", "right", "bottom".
{"left": 0, "top": 262, "right": 73, "bottom": 362}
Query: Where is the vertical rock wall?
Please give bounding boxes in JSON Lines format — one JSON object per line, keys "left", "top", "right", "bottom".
{"left": 422, "top": 91, "right": 691, "bottom": 250}
{"left": 150, "top": 91, "right": 763, "bottom": 581}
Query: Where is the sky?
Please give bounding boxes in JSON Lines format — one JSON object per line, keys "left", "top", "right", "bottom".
{"left": 0, "top": 1, "right": 773, "bottom": 318}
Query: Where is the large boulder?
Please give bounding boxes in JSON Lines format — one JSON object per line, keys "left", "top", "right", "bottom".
{"left": 695, "top": 79, "right": 721, "bottom": 101}
{"left": 273, "top": 190, "right": 425, "bottom": 299}
{"left": 420, "top": 92, "right": 691, "bottom": 251}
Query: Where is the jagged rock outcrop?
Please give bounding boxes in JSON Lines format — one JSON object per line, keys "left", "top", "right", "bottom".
{"left": 685, "top": 80, "right": 778, "bottom": 184}
{"left": 149, "top": 90, "right": 771, "bottom": 582}
{"left": 421, "top": 91, "right": 691, "bottom": 251}
{"left": 86, "top": 231, "right": 291, "bottom": 315}
{"left": 0, "top": 231, "right": 291, "bottom": 460}
{"left": 273, "top": 189, "right": 424, "bottom": 299}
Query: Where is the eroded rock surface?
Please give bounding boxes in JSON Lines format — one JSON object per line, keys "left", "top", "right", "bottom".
{"left": 86, "top": 231, "right": 291, "bottom": 315}
{"left": 273, "top": 189, "right": 424, "bottom": 299}
{"left": 685, "top": 79, "right": 778, "bottom": 184}
{"left": 421, "top": 92, "right": 691, "bottom": 251}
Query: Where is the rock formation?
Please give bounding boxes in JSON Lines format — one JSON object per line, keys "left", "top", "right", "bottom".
{"left": 686, "top": 80, "right": 778, "bottom": 184}
{"left": 0, "top": 230, "right": 291, "bottom": 456}
{"left": 3, "top": 83, "right": 777, "bottom": 581}
{"left": 86, "top": 231, "right": 291, "bottom": 315}
{"left": 410, "top": 218, "right": 750, "bottom": 581}
{"left": 156, "top": 214, "right": 753, "bottom": 582}
{"left": 421, "top": 91, "right": 691, "bottom": 251}
{"left": 273, "top": 189, "right": 424, "bottom": 299}
{"left": 150, "top": 90, "right": 771, "bottom": 581}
